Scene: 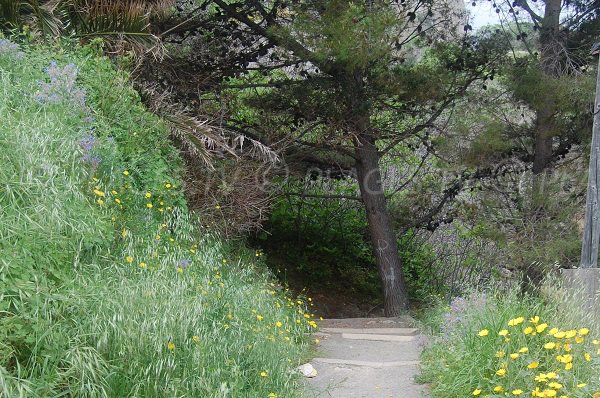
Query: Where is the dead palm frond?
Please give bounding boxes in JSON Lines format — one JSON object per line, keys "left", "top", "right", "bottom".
{"left": 138, "top": 81, "right": 280, "bottom": 169}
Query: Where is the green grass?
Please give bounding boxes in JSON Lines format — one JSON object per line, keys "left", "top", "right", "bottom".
{"left": 0, "top": 38, "right": 312, "bottom": 397}
{"left": 418, "top": 284, "right": 600, "bottom": 397}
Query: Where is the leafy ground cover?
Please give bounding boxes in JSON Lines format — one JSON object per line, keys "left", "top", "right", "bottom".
{"left": 418, "top": 285, "right": 600, "bottom": 397}
{"left": 0, "top": 37, "right": 312, "bottom": 397}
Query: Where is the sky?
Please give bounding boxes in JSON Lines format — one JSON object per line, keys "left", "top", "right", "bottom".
{"left": 466, "top": 1, "right": 502, "bottom": 30}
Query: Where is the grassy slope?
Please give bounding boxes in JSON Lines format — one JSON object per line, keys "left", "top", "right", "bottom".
{"left": 0, "top": 39, "right": 312, "bottom": 397}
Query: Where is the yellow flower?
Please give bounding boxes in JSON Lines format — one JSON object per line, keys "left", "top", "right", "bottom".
{"left": 167, "top": 342, "right": 175, "bottom": 350}
{"left": 121, "top": 229, "right": 128, "bottom": 237}
{"left": 508, "top": 317, "right": 525, "bottom": 326}
{"left": 111, "top": 190, "right": 118, "bottom": 195}
{"left": 268, "top": 393, "right": 278, "bottom": 398}
{"left": 165, "top": 183, "right": 172, "bottom": 188}
{"left": 314, "top": 338, "right": 320, "bottom": 344}
{"left": 472, "top": 389, "right": 481, "bottom": 396}
{"left": 192, "top": 335, "right": 200, "bottom": 342}
{"left": 138, "top": 262, "right": 146, "bottom": 268}
{"left": 565, "top": 330, "right": 577, "bottom": 339}
{"left": 145, "top": 192, "right": 151, "bottom": 198}
{"left": 563, "top": 343, "right": 572, "bottom": 352}
{"left": 494, "top": 386, "right": 504, "bottom": 393}
{"left": 524, "top": 327, "right": 534, "bottom": 335}
{"left": 554, "top": 331, "right": 566, "bottom": 339}
{"left": 548, "top": 382, "right": 562, "bottom": 390}
{"left": 495, "top": 351, "right": 505, "bottom": 358}
{"left": 176, "top": 267, "right": 183, "bottom": 273}
{"left": 97, "top": 199, "right": 104, "bottom": 205}
{"left": 544, "top": 342, "right": 556, "bottom": 350}
{"left": 496, "top": 369, "right": 506, "bottom": 377}
{"left": 584, "top": 352, "right": 592, "bottom": 361}
{"left": 512, "top": 389, "right": 523, "bottom": 395}
{"left": 577, "top": 383, "right": 587, "bottom": 388}
{"left": 578, "top": 328, "right": 589, "bottom": 336}
{"left": 536, "top": 323, "right": 548, "bottom": 333}
{"left": 510, "top": 353, "right": 519, "bottom": 360}
{"left": 530, "top": 316, "right": 540, "bottom": 324}
{"left": 275, "top": 321, "right": 282, "bottom": 328}
{"left": 146, "top": 203, "right": 153, "bottom": 208}
{"left": 93, "top": 189, "right": 105, "bottom": 197}
{"left": 548, "top": 328, "right": 559, "bottom": 336}
{"left": 126, "top": 256, "right": 134, "bottom": 263}
{"left": 527, "top": 361, "right": 539, "bottom": 369}
{"left": 260, "top": 371, "right": 268, "bottom": 377}
{"left": 115, "top": 198, "right": 121, "bottom": 204}
{"left": 499, "top": 329, "right": 509, "bottom": 337}
{"left": 565, "top": 362, "right": 572, "bottom": 370}
{"left": 256, "top": 315, "right": 264, "bottom": 321}
{"left": 123, "top": 170, "right": 129, "bottom": 176}
{"left": 518, "top": 347, "right": 529, "bottom": 353}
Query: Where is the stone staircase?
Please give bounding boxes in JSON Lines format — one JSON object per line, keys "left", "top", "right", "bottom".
{"left": 305, "top": 317, "right": 429, "bottom": 398}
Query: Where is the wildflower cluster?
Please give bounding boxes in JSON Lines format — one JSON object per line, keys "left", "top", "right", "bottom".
{"left": 472, "top": 316, "right": 599, "bottom": 397}
{"left": 88, "top": 174, "right": 178, "bottom": 213}
{"left": 35, "top": 61, "right": 88, "bottom": 110}
{"left": 0, "top": 38, "right": 25, "bottom": 60}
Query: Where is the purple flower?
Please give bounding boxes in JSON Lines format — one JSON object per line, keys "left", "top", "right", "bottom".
{"left": 177, "top": 259, "right": 192, "bottom": 269}
{"left": 0, "top": 39, "right": 25, "bottom": 60}
{"left": 35, "top": 61, "right": 89, "bottom": 111}
{"left": 78, "top": 134, "right": 101, "bottom": 168}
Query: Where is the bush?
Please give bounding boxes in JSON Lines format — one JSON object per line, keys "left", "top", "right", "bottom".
{"left": 419, "top": 286, "right": 600, "bottom": 397}
{"left": 0, "top": 37, "right": 311, "bottom": 397}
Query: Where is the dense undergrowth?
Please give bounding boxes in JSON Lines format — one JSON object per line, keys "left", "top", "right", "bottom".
{"left": 0, "top": 38, "right": 312, "bottom": 397}
{"left": 418, "top": 285, "right": 600, "bottom": 397}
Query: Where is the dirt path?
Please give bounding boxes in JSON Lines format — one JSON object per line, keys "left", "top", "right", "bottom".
{"left": 305, "top": 317, "right": 429, "bottom": 398}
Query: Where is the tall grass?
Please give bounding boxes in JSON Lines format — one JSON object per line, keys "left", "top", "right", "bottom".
{"left": 0, "top": 38, "right": 312, "bottom": 397}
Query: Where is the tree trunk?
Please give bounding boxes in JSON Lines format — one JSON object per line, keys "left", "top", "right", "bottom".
{"left": 532, "top": 104, "right": 555, "bottom": 174}
{"left": 532, "top": 0, "right": 562, "bottom": 175}
{"left": 354, "top": 121, "right": 409, "bottom": 316}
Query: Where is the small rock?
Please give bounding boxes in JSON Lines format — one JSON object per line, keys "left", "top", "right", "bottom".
{"left": 297, "top": 363, "right": 318, "bottom": 378}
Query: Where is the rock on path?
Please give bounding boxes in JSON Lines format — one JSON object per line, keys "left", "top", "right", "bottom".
{"left": 305, "top": 317, "right": 429, "bottom": 398}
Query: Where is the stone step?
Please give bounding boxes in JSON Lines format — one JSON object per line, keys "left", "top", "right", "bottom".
{"left": 318, "top": 316, "right": 415, "bottom": 329}
{"left": 313, "top": 357, "right": 420, "bottom": 368}
{"left": 342, "top": 333, "right": 416, "bottom": 342}
{"left": 321, "top": 327, "right": 418, "bottom": 335}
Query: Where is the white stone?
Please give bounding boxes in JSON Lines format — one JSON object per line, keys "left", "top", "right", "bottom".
{"left": 297, "top": 363, "right": 318, "bottom": 378}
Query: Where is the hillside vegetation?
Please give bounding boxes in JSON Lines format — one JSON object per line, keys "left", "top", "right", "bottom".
{"left": 0, "top": 38, "right": 312, "bottom": 397}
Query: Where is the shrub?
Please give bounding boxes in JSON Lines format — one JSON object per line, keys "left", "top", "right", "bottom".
{"left": 419, "top": 287, "right": 600, "bottom": 397}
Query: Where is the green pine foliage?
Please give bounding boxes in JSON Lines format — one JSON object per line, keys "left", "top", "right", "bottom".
{"left": 0, "top": 38, "right": 311, "bottom": 397}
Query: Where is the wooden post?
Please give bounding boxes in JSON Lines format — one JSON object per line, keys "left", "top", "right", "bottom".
{"left": 580, "top": 46, "right": 600, "bottom": 268}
